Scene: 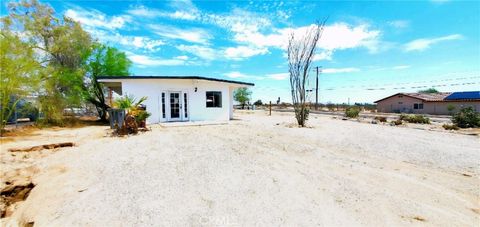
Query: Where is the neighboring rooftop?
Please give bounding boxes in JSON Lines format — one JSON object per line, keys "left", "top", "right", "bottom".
{"left": 403, "top": 92, "right": 452, "bottom": 102}
{"left": 374, "top": 91, "right": 480, "bottom": 103}
{"left": 97, "top": 76, "right": 255, "bottom": 86}
{"left": 444, "top": 91, "right": 480, "bottom": 101}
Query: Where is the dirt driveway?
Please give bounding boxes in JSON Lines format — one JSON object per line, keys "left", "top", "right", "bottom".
{"left": 1, "top": 111, "right": 479, "bottom": 226}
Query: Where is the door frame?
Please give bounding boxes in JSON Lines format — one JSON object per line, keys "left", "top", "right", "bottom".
{"left": 166, "top": 90, "right": 189, "bottom": 122}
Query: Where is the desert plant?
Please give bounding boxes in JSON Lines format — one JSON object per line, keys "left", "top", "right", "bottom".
{"left": 399, "top": 114, "right": 430, "bottom": 124}
{"left": 452, "top": 107, "right": 480, "bottom": 128}
{"left": 288, "top": 20, "right": 327, "bottom": 127}
{"left": 345, "top": 107, "right": 360, "bottom": 118}
{"left": 134, "top": 111, "right": 151, "bottom": 122}
{"left": 374, "top": 116, "right": 387, "bottom": 122}
{"left": 391, "top": 119, "right": 403, "bottom": 126}
{"left": 442, "top": 124, "right": 459, "bottom": 130}
{"left": 134, "top": 111, "right": 151, "bottom": 127}
{"left": 114, "top": 95, "right": 147, "bottom": 113}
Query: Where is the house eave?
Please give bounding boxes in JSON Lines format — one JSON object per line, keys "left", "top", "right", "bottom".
{"left": 97, "top": 76, "right": 255, "bottom": 86}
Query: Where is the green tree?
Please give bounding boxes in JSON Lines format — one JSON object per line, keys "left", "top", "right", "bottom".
{"left": 418, "top": 88, "right": 439, "bottom": 94}
{"left": 84, "top": 44, "right": 132, "bottom": 121}
{"left": 0, "top": 18, "right": 40, "bottom": 131}
{"left": 233, "top": 88, "right": 252, "bottom": 109}
{"left": 7, "top": 0, "right": 92, "bottom": 125}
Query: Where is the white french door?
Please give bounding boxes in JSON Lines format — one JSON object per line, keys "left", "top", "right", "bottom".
{"left": 166, "top": 91, "right": 189, "bottom": 121}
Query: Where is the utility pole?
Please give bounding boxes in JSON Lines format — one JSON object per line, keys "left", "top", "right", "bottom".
{"left": 315, "top": 66, "right": 321, "bottom": 110}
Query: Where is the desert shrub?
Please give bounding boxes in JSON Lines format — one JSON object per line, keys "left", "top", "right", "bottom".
{"left": 134, "top": 111, "right": 151, "bottom": 122}
{"left": 345, "top": 107, "right": 360, "bottom": 118}
{"left": 442, "top": 124, "right": 459, "bottom": 130}
{"left": 391, "top": 119, "right": 403, "bottom": 125}
{"left": 399, "top": 114, "right": 430, "bottom": 124}
{"left": 374, "top": 116, "right": 387, "bottom": 122}
{"left": 294, "top": 107, "right": 309, "bottom": 122}
{"left": 452, "top": 107, "right": 480, "bottom": 128}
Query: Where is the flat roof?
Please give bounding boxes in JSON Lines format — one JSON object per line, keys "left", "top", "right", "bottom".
{"left": 97, "top": 76, "right": 254, "bottom": 86}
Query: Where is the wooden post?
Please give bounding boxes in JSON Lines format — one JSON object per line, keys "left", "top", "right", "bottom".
{"left": 269, "top": 101, "right": 272, "bottom": 116}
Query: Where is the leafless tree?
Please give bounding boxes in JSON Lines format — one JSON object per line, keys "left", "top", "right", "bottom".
{"left": 288, "top": 20, "right": 326, "bottom": 127}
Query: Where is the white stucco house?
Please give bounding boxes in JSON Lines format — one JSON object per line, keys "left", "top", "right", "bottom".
{"left": 97, "top": 76, "right": 254, "bottom": 124}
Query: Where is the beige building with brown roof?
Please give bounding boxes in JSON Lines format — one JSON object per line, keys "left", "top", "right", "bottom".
{"left": 374, "top": 91, "right": 480, "bottom": 115}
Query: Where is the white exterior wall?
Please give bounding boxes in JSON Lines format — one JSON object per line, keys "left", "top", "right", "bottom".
{"left": 116, "top": 79, "right": 241, "bottom": 123}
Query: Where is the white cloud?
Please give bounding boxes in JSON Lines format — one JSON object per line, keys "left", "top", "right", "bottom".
{"left": 231, "top": 22, "right": 382, "bottom": 55}
{"left": 174, "top": 55, "right": 189, "bottom": 60}
{"left": 392, "top": 65, "right": 411, "bottom": 70}
{"left": 176, "top": 45, "right": 218, "bottom": 60}
{"left": 388, "top": 20, "right": 410, "bottom": 29}
{"left": 224, "top": 71, "right": 249, "bottom": 78}
{"left": 65, "top": 8, "right": 130, "bottom": 30}
{"left": 267, "top": 73, "right": 289, "bottom": 80}
{"left": 224, "top": 46, "right": 268, "bottom": 60}
{"left": 313, "top": 50, "right": 333, "bottom": 61}
{"left": 127, "top": 4, "right": 383, "bottom": 60}
{"left": 87, "top": 29, "right": 164, "bottom": 52}
{"left": 132, "top": 37, "right": 164, "bottom": 51}
{"left": 322, "top": 67, "right": 360, "bottom": 74}
{"left": 224, "top": 71, "right": 264, "bottom": 80}
{"left": 404, "top": 34, "right": 463, "bottom": 52}
{"left": 126, "top": 52, "right": 185, "bottom": 66}
{"left": 126, "top": 5, "right": 162, "bottom": 18}
{"left": 170, "top": 11, "right": 198, "bottom": 20}
{"left": 126, "top": 5, "right": 199, "bottom": 20}
{"left": 150, "top": 25, "right": 211, "bottom": 44}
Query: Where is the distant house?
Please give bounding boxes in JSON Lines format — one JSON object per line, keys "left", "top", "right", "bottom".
{"left": 97, "top": 76, "right": 254, "bottom": 123}
{"left": 374, "top": 91, "right": 480, "bottom": 115}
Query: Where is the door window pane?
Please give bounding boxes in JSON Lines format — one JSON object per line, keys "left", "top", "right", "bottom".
{"left": 170, "top": 93, "right": 180, "bottom": 118}
{"left": 184, "top": 93, "right": 188, "bottom": 118}
{"left": 161, "top": 93, "right": 166, "bottom": 118}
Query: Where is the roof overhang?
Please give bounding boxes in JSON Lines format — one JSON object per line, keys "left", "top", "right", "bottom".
{"left": 97, "top": 76, "right": 255, "bottom": 87}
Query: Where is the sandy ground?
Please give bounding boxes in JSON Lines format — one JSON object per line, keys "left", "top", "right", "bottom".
{"left": 1, "top": 111, "right": 479, "bottom": 226}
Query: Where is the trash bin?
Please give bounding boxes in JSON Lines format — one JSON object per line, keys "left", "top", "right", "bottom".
{"left": 108, "top": 108, "right": 125, "bottom": 129}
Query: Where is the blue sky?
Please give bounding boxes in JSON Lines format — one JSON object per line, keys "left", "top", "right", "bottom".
{"left": 2, "top": 0, "right": 479, "bottom": 103}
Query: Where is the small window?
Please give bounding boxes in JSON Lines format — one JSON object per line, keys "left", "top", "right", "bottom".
{"left": 413, "top": 103, "right": 424, "bottom": 109}
{"left": 398, "top": 102, "right": 403, "bottom": 104}
{"left": 398, "top": 95, "right": 403, "bottom": 98}
{"left": 206, "top": 91, "right": 222, "bottom": 108}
